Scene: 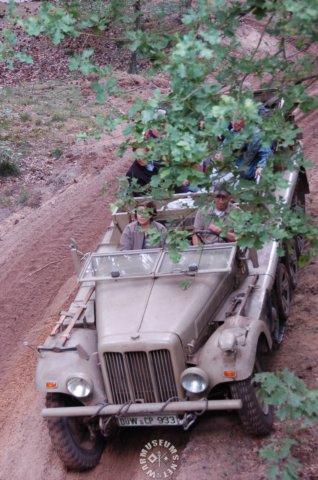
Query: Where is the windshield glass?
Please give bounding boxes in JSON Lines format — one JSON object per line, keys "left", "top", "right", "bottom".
{"left": 79, "top": 245, "right": 236, "bottom": 281}
{"left": 79, "top": 251, "right": 161, "bottom": 281}
{"left": 157, "top": 245, "right": 236, "bottom": 275}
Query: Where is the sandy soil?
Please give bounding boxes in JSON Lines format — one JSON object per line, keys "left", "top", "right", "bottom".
{"left": 0, "top": 15, "right": 318, "bottom": 480}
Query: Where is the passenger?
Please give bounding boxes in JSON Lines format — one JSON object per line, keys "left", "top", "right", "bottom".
{"left": 126, "top": 147, "right": 199, "bottom": 196}
{"left": 174, "top": 180, "right": 199, "bottom": 194}
{"left": 229, "top": 119, "right": 272, "bottom": 181}
{"left": 192, "top": 185, "right": 239, "bottom": 245}
{"left": 119, "top": 201, "right": 167, "bottom": 251}
{"left": 126, "top": 147, "right": 162, "bottom": 197}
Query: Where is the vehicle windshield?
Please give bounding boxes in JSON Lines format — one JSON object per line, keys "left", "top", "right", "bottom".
{"left": 79, "top": 245, "right": 236, "bottom": 282}
{"left": 79, "top": 250, "right": 161, "bottom": 281}
{"left": 158, "top": 246, "right": 235, "bottom": 275}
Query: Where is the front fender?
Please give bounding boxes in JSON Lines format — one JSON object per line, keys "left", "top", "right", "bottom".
{"left": 195, "top": 315, "right": 272, "bottom": 389}
{"left": 35, "top": 329, "right": 106, "bottom": 405}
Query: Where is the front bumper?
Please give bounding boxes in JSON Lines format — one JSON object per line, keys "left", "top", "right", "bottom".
{"left": 42, "top": 398, "right": 242, "bottom": 417}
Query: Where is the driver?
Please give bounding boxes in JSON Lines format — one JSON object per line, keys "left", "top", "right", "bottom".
{"left": 192, "top": 185, "right": 239, "bottom": 245}
{"left": 119, "top": 201, "right": 167, "bottom": 250}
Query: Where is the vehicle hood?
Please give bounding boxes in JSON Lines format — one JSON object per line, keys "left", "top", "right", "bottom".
{"left": 95, "top": 272, "right": 232, "bottom": 346}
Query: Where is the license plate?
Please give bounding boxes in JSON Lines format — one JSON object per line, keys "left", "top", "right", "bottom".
{"left": 117, "top": 414, "right": 180, "bottom": 427}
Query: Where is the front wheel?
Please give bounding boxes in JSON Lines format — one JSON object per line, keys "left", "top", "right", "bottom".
{"left": 229, "top": 346, "right": 273, "bottom": 436}
{"left": 46, "top": 393, "right": 106, "bottom": 471}
{"left": 230, "top": 378, "right": 273, "bottom": 436}
{"left": 284, "top": 240, "right": 298, "bottom": 289}
{"left": 274, "top": 262, "right": 291, "bottom": 321}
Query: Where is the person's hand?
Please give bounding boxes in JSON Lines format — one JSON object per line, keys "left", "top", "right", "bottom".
{"left": 214, "top": 152, "right": 224, "bottom": 162}
{"left": 192, "top": 234, "right": 201, "bottom": 245}
{"left": 255, "top": 167, "right": 263, "bottom": 178}
{"left": 208, "top": 224, "right": 222, "bottom": 235}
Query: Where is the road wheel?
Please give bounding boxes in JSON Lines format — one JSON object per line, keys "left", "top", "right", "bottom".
{"left": 230, "top": 350, "right": 273, "bottom": 436}
{"left": 271, "top": 306, "right": 285, "bottom": 346}
{"left": 46, "top": 393, "right": 106, "bottom": 471}
{"left": 274, "top": 262, "right": 291, "bottom": 321}
{"left": 292, "top": 178, "right": 306, "bottom": 257}
{"left": 295, "top": 234, "right": 306, "bottom": 258}
{"left": 284, "top": 240, "right": 298, "bottom": 289}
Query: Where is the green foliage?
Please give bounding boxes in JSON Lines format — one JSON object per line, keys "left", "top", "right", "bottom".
{"left": 20, "top": 2, "right": 79, "bottom": 44}
{"left": 255, "top": 369, "right": 318, "bottom": 423}
{"left": 179, "top": 278, "right": 192, "bottom": 290}
{"left": 19, "top": 190, "right": 29, "bottom": 205}
{"left": 50, "top": 147, "right": 63, "bottom": 159}
{"left": 165, "top": 230, "right": 192, "bottom": 262}
{"left": 255, "top": 370, "right": 318, "bottom": 479}
{"left": 21, "top": 113, "right": 31, "bottom": 122}
{"left": 0, "top": 143, "right": 20, "bottom": 177}
{"left": 260, "top": 439, "right": 301, "bottom": 480}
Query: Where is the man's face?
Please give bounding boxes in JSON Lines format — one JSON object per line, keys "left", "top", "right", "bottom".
{"left": 136, "top": 207, "right": 151, "bottom": 225}
{"left": 214, "top": 194, "right": 231, "bottom": 211}
{"left": 135, "top": 148, "right": 148, "bottom": 166}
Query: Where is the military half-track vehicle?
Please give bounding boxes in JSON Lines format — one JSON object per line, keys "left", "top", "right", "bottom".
{"left": 34, "top": 152, "right": 309, "bottom": 470}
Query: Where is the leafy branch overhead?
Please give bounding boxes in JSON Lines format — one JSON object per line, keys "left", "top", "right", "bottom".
{"left": 1, "top": 0, "right": 318, "bottom": 251}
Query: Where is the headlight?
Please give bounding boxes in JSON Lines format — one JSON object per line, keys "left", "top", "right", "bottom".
{"left": 218, "top": 330, "right": 236, "bottom": 352}
{"left": 180, "top": 367, "right": 209, "bottom": 394}
{"left": 66, "top": 376, "right": 92, "bottom": 398}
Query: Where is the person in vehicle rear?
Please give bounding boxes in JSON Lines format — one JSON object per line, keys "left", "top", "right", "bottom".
{"left": 119, "top": 201, "right": 167, "bottom": 250}
{"left": 192, "top": 185, "right": 239, "bottom": 245}
{"left": 127, "top": 126, "right": 198, "bottom": 196}
{"left": 126, "top": 146, "right": 162, "bottom": 197}
{"left": 228, "top": 118, "right": 273, "bottom": 181}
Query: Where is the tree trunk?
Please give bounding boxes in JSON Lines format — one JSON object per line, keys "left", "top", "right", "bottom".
{"left": 128, "top": 0, "right": 141, "bottom": 74}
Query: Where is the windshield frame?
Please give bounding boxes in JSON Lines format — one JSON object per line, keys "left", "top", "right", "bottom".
{"left": 78, "top": 244, "right": 237, "bottom": 282}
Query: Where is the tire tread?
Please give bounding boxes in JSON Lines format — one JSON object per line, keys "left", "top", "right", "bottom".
{"left": 46, "top": 393, "right": 105, "bottom": 471}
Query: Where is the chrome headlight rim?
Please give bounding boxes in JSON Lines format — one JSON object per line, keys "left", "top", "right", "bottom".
{"left": 66, "top": 374, "right": 93, "bottom": 398}
{"left": 180, "top": 367, "right": 209, "bottom": 394}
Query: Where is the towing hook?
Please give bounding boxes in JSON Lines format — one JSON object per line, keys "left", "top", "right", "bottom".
{"left": 182, "top": 412, "right": 197, "bottom": 431}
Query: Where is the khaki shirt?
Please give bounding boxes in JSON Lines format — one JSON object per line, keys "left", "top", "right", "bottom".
{"left": 194, "top": 203, "right": 238, "bottom": 244}
{"left": 119, "top": 220, "right": 167, "bottom": 251}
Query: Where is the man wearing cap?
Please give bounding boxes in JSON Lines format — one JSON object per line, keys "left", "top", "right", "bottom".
{"left": 192, "top": 186, "right": 239, "bottom": 245}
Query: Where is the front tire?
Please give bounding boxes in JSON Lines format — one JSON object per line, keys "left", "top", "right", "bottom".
{"left": 284, "top": 240, "right": 298, "bottom": 290}
{"left": 230, "top": 344, "right": 273, "bottom": 436}
{"left": 46, "top": 393, "right": 106, "bottom": 471}
{"left": 274, "top": 262, "right": 291, "bottom": 321}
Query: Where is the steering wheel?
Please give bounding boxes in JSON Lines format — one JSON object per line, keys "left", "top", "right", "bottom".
{"left": 193, "top": 229, "right": 228, "bottom": 245}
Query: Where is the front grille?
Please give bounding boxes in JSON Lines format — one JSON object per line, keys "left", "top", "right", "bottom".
{"left": 104, "top": 350, "right": 178, "bottom": 404}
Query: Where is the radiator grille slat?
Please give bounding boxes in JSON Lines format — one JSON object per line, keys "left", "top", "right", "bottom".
{"left": 104, "top": 352, "right": 130, "bottom": 404}
{"left": 126, "top": 352, "right": 155, "bottom": 403}
{"left": 151, "top": 350, "right": 178, "bottom": 401}
{"left": 104, "top": 350, "right": 178, "bottom": 404}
